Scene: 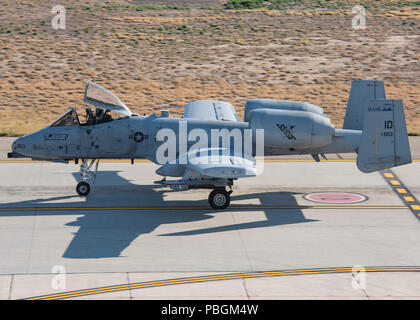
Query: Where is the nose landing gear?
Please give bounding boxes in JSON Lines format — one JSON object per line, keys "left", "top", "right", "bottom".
{"left": 76, "top": 159, "right": 98, "bottom": 196}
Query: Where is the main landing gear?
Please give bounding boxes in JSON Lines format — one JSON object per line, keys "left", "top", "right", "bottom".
{"left": 76, "top": 181, "right": 90, "bottom": 196}
{"left": 156, "top": 178, "right": 235, "bottom": 209}
{"left": 76, "top": 159, "right": 99, "bottom": 196}
{"left": 208, "top": 187, "right": 233, "bottom": 210}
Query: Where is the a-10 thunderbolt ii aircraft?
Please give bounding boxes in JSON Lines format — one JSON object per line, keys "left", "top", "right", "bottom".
{"left": 8, "top": 80, "right": 411, "bottom": 209}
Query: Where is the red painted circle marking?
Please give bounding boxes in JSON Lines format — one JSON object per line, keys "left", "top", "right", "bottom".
{"left": 304, "top": 192, "right": 367, "bottom": 204}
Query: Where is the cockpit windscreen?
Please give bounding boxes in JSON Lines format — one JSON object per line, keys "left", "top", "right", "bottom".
{"left": 50, "top": 109, "right": 80, "bottom": 127}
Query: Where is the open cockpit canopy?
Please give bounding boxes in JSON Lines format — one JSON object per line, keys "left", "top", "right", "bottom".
{"left": 84, "top": 82, "right": 132, "bottom": 116}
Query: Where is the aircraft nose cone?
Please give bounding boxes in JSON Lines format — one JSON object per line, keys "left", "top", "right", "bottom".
{"left": 12, "top": 132, "right": 44, "bottom": 157}
{"left": 12, "top": 137, "right": 25, "bottom": 151}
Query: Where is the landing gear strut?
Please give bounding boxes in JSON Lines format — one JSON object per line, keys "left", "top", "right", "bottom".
{"left": 76, "top": 159, "right": 99, "bottom": 196}
{"left": 155, "top": 177, "right": 234, "bottom": 209}
{"left": 208, "top": 187, "right": 232, "bottom": 210}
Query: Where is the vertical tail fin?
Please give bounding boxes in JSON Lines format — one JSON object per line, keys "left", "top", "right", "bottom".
{"left": 357, "top": 99, "right": 412, "bottom": 173}
{"left": 343, "top": 80, "right": 386, "bottom": 130}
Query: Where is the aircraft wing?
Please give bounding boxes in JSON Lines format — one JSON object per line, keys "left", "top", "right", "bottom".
{"left": 84, "top": 82, "right": 132, "bottom": 116}
{"left": 183, "top": 100, "right": 240, "bottom": 122}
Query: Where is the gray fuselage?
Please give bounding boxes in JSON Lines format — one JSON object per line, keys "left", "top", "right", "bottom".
{"left": 11, "top": 113, "right": 362, "bottom": 163}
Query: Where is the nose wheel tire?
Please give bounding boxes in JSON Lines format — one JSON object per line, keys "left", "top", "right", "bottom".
{"left": 208, "top": 188, "right": 230, "bottom": 210}
{"left": 76, "top": 181, "right": 90, "bottom": 196}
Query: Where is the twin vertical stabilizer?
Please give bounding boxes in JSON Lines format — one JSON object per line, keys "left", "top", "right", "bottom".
{"left": 344, "top": 80, "right": 412, "bottom": 173}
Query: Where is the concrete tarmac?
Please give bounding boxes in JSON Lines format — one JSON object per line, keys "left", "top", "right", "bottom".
{"left": 0, "top": 137, "right": 420, "bottom": 299}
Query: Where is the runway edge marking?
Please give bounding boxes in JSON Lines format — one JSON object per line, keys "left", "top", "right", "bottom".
{"left": 380, "top": 169, "right": 420, "bottom": 221}
{"left": 24, "top": 266, "right": 420, "bottom": 300}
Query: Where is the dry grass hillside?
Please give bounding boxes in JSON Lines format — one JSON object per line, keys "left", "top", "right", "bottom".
{"left": 0, "top": 0, "right": 419, "bottom": 135}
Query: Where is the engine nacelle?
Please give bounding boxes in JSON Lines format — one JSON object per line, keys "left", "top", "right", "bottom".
{"left": 244, "top": 99, "right": 325, "bottom": 122}
{"left": 249, "top": 109, "right": 335, "bottom": 149}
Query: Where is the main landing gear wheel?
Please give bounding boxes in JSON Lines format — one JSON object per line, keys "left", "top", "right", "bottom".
{"left": 76, "top": 181, "right": 90, "bottom": 196}
{"left": 208, "top": 188, "right": 231, "bottom": 210}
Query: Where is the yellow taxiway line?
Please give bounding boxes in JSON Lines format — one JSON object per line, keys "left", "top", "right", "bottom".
{"left": 25, "top": 266, "right": 420, "bottom": 300}
{"left": 0, "top": 205, "right": 409, "bottom": 212}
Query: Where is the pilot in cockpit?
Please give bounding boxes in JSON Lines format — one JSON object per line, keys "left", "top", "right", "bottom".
{"left": 84, "top": 107, "right": 113, "bottom": 126}
{"left": 95, "top": 108, "right": 104, "bottom": 123}
{"left": 102, "top": 110, "right": 112, "bottom": 123}
{"left": 86, "top": 107, "right": 95, "bottom": 125}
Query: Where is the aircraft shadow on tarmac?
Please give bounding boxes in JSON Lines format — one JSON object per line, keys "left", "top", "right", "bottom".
{"left": 0, "top": 171, "right": 317, "bottom": 259}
